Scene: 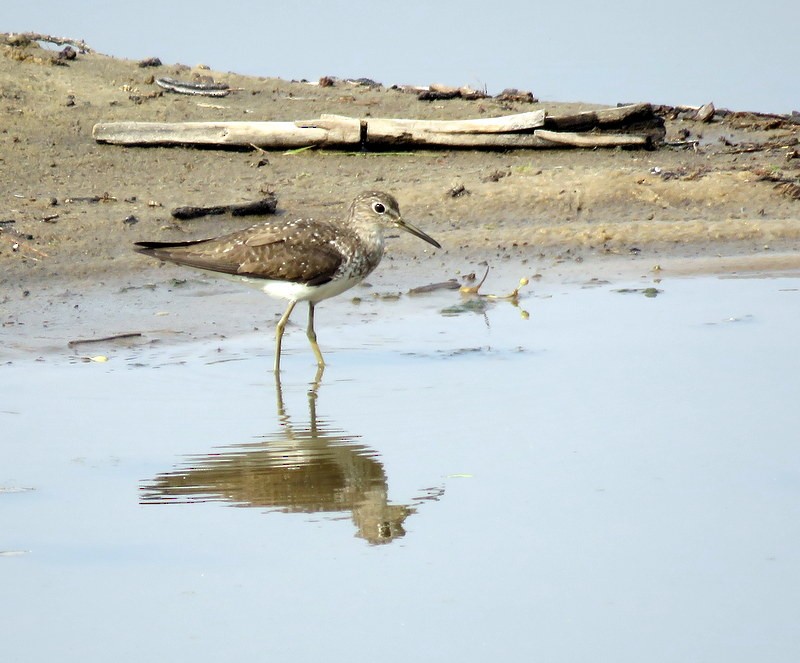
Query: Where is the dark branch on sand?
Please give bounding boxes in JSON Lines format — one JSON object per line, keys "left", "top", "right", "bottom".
{"left": 67, "top": 332, "right": 143, "bottom": 348}
{"left": 170, "top": 193, "right": 279, "bottom": 220}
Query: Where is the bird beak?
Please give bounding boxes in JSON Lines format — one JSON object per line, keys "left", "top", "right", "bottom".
{"left": 396, "top": 217, "right": 441, "bottom": 249}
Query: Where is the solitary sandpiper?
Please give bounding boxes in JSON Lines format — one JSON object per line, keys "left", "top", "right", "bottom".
{"left": 134, "top": 191, "right": 441, "bottom": 371}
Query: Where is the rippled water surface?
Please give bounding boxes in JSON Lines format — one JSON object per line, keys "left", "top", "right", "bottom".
{"left": 3, "top": 275, "right": 799, "bottom": 662}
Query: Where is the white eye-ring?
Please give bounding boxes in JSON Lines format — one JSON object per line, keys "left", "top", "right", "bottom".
{"left": 372, "top": 201, "right": 386, "bottom": 214}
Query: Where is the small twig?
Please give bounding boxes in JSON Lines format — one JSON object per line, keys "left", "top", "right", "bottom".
{"left": 283, "top": 145, "right": 318, "bottom": 155}
{"left": 485, "top": 277, "right": 529, "bottom": 302}
{"left": 0, "top": 228, "right": 49, "bottom": 260}
{"left": 665, "top": 140, "right": 700, "bottom": 149}
{"left": 408, "top": 280, "right": 460, "bottom": 294}
{"left": 458, "top": 265, "right": 531, "bottom": 307}
{"left": 67, "top": 332, "right": 143, "bottom": 348}
{"left": 64, "top": 194, "right": 117, "bottom": 203}
{"left": 459, "top": 266, "right": 490, "bottom": 294}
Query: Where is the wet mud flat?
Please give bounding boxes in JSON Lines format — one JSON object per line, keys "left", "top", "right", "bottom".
{"left": 2, "top": 36, "right": 800, "bottom": 296}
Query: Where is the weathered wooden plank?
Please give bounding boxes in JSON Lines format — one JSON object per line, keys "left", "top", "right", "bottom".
{"left": 364, "top": 110, "right": 546, "bottom": 135}
{"left": 93, "top": 120, "right": 361, "bottom": 148}
{"left": 534, "top": 129, "right": 649, "bottom": 147}
{"left": 545, "top": 103, "right": 653, "bottom": 130}
{"left": 368, "top": 132, "right": 555, "bottom": 148}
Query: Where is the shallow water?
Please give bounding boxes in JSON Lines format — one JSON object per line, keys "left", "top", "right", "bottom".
{"left": 2, "top": 275, "right": 800, "bottom": 662}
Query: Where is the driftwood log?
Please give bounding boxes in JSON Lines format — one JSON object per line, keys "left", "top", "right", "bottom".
{"left": 2, "top": 32, "right": 94, "bottom": 52}
{"left": 94, "top": 118, "right": 362, "bottom": 148}
{"left": 155, "top": 76, "right": 231, "bottom": 97}
{"left": 92, "top": 103, "right": 663, "bottom": 150}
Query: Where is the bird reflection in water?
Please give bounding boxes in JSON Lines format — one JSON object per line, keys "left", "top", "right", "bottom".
{"left": 140, "top": 369, "right": 442, "bottom": 544}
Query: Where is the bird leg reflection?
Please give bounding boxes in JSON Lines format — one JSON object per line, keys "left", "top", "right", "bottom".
{"left": 273, "top": 364, "right": 324, "bottom": 429}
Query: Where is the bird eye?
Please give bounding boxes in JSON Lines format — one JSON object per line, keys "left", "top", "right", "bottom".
{"left": 372, "top": 202, "right": 386, "bottom": 214}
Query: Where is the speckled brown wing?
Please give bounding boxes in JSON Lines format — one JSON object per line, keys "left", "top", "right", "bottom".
{"left": 135, "top": 219, "right": 347, "bottom": 285}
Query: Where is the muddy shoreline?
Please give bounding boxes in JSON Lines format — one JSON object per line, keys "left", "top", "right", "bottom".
{"left": 2, "top": 39, "right": 799, "bottom": 354}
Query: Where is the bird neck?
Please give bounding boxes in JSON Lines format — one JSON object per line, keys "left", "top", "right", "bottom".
{"left": 352, "top": 221, "right": 386, "bottom": 256}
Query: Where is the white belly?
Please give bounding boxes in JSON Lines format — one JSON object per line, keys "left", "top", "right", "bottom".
{"left": 243, "top": 274, "right": 366, "bottom": 303}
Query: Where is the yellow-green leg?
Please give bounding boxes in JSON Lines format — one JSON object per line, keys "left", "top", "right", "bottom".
{"left": 274, "top": 300, "right": 297, "bottom": 373}
{"left": 307, "top": 302, "right": 325, "bottom": 368}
